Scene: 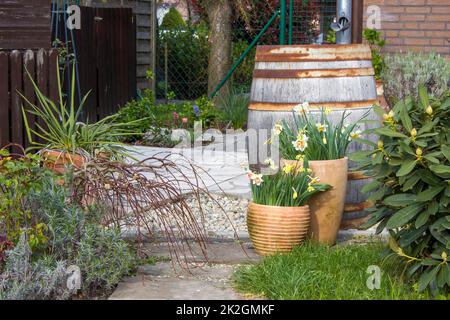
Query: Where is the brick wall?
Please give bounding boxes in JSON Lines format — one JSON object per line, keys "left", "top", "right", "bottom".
{"left": 363, "top": 0, "right": 450, "bottom": 57}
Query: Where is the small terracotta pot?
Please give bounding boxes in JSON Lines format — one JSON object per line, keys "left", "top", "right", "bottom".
{"left": 41, "top": 150, "right": 86, "bottom": 175}
{"left": 247, "top": 202, "right": 310, "bottom": 256}
{"left": 308, "top": 158, "right": 348, "bottom": 246}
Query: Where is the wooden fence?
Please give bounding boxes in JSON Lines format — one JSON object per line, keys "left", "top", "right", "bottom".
{"left": 0, "top": 7, "right": 137, "bottom": 148}
{"left": 0, "top": 49, "right": 59, "bottom": 149}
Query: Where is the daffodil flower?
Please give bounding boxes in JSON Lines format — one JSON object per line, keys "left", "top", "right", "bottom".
{"left": 264, "top": 158, "right": 277, "bottom": 170}
{"left": 283, "top": 164, "right": 294, "bottom": 174}
{"left": 307, "top": 185, "right": 315, "bottom": 193}
{"left": 273, "top": 123, "right": 283, "bottom": 136}
{"left": 292, "top": 187, "right": 298, "bottom": 200}
{"left": 293, "top": 102, "right": 310, "bottom": 114}
{"left": 349, "top": 130, "right": 362, "bottom": 141}
{"left": 251, "top": 174, "right": 264, "bottom": 186}
{"left": 316, "top": 123, "right": 328, "bottom": 133}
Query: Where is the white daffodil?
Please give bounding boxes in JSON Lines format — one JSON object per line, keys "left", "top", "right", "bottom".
{"left": 292, "top": 135, "right": 308, "bottom": 152}
{"left": 273, "top": 123, "right": 283, "bottom": 136}
{"left": 251, "top": 174, "right": 264, "bottom": 186}
{"left": 264, "top": 158, "right": 278, "bottom": 170}
{"left": 293, "top": 102, "right": 310, "bottom": 114}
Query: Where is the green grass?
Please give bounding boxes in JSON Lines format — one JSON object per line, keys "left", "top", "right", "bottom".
{"left": 233, "top": 242, "right": 432, "bottom": 300}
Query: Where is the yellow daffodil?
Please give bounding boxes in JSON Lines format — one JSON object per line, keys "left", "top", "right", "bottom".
{"left": 307, "top": 185, "right": 315, "bottom": 193}
{"left": 349, "top": 130, "right": 362, "bottom": 141}
{"left": 283, "top": 164, "right": 294, "bottom": 174}
{"left": 265, "top": 138, "right": 272, "bottom": 145}
{"left": 316, "top": 123, "right": 328, "bottom": 133}
{"left": 309, "top": 176, "right": 320, "bottom": 185}
{"left": 324, "top": 107, "right": 332, "bottom": 115}
{"left": 295, "top": 154, "right": 304, "bottom": 162}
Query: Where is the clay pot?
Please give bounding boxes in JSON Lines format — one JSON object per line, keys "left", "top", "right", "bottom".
{"left": 247, "top": 202, "right": 310, "bottom": 256}
{"left": 308, "top": 158, "right": 348, "bottom": 246}
{"left": 41, "top": 150, "right": 86, "bottom": 175}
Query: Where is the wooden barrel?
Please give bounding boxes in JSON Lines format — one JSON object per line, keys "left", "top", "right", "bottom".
{"left": 247, "top": 44, "right": 380, "bottom": 228}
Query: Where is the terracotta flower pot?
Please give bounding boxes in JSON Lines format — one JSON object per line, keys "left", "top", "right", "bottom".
{"left": 42, "top": 150, "right": 86, "bottom": 175}
{"left": 247, "top": 202, "right": 310, "bottom": 256}
{"left": 281, "top": 157, "right": 348, "bottom": 245}
{"left": 308, "top": 158, "right": 348, "bottom": 246}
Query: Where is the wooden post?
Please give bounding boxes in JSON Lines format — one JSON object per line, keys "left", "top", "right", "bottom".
{"left": 352, "top": 0, "right": 364, "bottom": 44}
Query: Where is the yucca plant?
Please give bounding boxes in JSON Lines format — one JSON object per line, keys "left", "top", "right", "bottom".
{"left": 277, "top": 103, "right": 369, "bottom": 161}
{"left": 21, "top": 62, "right": 146, "bottom": 159}
{"left": 245, "top": 162, "right": 330, "bottom": 207}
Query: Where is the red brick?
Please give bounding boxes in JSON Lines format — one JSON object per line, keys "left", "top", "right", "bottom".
{"left": 425, "top": 30, "right": 450, "bottom": 37}
{"left": 400, "top": 14, "right": 426, "bottom": 21}
{"left": 419, "top": 22, "right": 446, "bottom": 29}
{"left": 399, "top": 30, "right": 425, "bottom": 37}
{"left": 425, "top": 15, "right": 450, "bottom": 21}
{"left": 405, "top": 7, "right": 431, "bottom": 13}
{"left": 404, "top": 38, "right": 431, "bottom": 45}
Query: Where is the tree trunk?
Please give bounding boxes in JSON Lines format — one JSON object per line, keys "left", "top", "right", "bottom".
{"left": 206, "top": 0, "right": 232, "bottom": 97}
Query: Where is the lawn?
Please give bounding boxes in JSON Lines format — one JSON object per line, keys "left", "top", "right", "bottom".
{"left": 233, "top": 242, "right": 433, "bottom": 300}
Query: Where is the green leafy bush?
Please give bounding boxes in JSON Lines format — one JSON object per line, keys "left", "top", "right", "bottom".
{"left": 0, "top": 150, "right": 50, "bottom": 250}
{"left": 231, "top": 40, "right": 256, "bottom": 93}
{"left": 160, "top": 7, "right": 186, "bottom": 30}
{"left": 157, "top": 23, "right": 209, "bottom": 99}
{"left": 382, "top": 52, "right": 450, "bottom": 107}
{"left": 351, "top": 86, "right": 450, "bottom": 295}
{"left": 363, "top": 29, "right": 386, "bottom": 80}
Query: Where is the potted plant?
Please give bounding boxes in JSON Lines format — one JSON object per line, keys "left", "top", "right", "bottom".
{"left": 275, "top": 103, "right": 368, "bottom": 245}
{"left": 245, "top": 162, "right": 330, "bottom": 256}
{"left": 21, "top": 63, "right": 146, "bottom": 174}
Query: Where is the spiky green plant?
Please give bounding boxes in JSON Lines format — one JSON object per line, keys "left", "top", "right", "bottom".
{"left": 277, "top": 104, "right": 369, "bottom": 161}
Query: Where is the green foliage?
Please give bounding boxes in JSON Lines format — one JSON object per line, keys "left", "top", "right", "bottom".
{"left": 231, "top": 40, "right": 256, "bottom": 93}
{"left": 245, "top": 163, "right": 330, "bottom": 207}
{"left": 1, "top": 172, "right": 135, "bottom": 299}
{"left": 75, "top": 224, "right": 134, "bottom": 296}
{"left": 363, "top": 28, "right": 386, "bottom": 80}
{"left": 115, "top": 89, "right": 155, "bottom": 142}
{"left": 160, "top": 7, "right": 186, "bottom": 30}
{"left": 325, "top": 29, "right": 336, "bottom": 44}
{"left": 278, "top": 105, "right": 369, "bottom": 161}
{"left": 157, "top": 22, "right": 209, "bottom": 100}
{"left": 216, "top": 89, "right": 249, "bottom": 129}
{"left": 382, "top": 52, "right": 450, "bottom": 107}
{"left": 22, "top": 63, "right": 145, "bottom": 158}
{"left": 351, "top": 86, "right": 450, "bottom": 295}
{"left": 234, "top": 242, "right": 433, "bottom": 300}
{"left": 0, "top": 150, "right": 50, "bottom": 250}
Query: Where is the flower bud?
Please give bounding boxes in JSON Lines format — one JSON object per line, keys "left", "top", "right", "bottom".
{"left": 426, "top": 105, "right": 433, "bottom": 116}
{"left": 410, "top": 128, "right": 417, "bottom": 137}
{"left": 378, "top": 140, "right": 384, "bottom": 149}
{"left": 416, "top": 148, "right": 423, "bottom": 157}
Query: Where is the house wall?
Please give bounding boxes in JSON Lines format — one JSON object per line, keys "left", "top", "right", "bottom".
{"left": 363, "top": 0, "right": 450, "bottom": 57}
{"left": 0, "top": 0, "right": 51, "bottom": 50}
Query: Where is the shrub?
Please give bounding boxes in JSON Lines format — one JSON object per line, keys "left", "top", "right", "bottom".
{"left": 0, "top": 148, "right": 50, "bottom": 250}
{"left": 382, "top": 52, "right": 450, "bottom": 107}
{"left": 351, "top": 86, "right": 450, "bottom": 295}
{"left": 157, "top": 23, "right": 209, "bottom": 100}
{"left": 231, "top": 40, "right": 256, "bottom": 93}
{"left": 115, "top": 89, "right": 155, "bottom": 142}
{"left": 160, "top": 7, "right": 186, "bottom": 30}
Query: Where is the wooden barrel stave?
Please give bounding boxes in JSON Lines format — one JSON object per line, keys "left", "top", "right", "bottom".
{"left": 248, "top": 44, "right": 381, "bottom": 229}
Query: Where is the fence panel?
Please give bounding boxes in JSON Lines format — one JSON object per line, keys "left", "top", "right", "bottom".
{"left": 0, "top": 49, "right": 58, "bottom": 148}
